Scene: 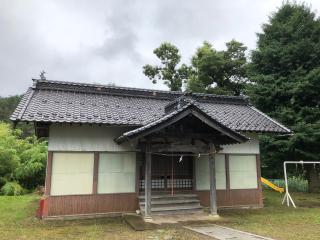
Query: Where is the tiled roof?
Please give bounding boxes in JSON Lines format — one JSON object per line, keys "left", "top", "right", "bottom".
{"left": 115, "top": 100, "right": 250, "bottom": 144}
{"left": 10, "top": 79, "right": 291, "bottom": 133}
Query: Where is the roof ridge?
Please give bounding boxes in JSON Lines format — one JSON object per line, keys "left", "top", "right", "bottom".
{"left": 31, "top": 78, "right": 246, "bottom": 100}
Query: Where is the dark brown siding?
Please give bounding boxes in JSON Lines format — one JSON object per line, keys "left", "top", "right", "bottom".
{"left": 48, "top": 193, "right": 139, "bottom": 216}
{"left": 195, "top": 189, "right": 261, "bottom": 207}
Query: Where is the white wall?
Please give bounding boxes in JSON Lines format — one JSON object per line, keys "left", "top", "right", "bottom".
{"left": 195, "top": 132, "right": 259, "bottom": 154}
{"left": 195, "top": 154, "right": 226, "bottom": 190}
{"left": 219, "top": 132, "right": 260, "bottom": 154}
{"left": 97, "top": 153, "right": 136, "bottom": 193}
{"left": 50, "top": 152, "right": 94, "bottom": 195}
{"left": 229, "top": 155, "right": 258, "bottom": 189}
{"left": 48, "top": 123, "right": 138, "bottom": 151}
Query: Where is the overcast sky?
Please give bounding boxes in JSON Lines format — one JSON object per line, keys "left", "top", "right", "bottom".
{"left": 1, "top": 0, "right": 320, "bottom": 97}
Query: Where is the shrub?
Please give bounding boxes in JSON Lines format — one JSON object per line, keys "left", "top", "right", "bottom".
{"left": 0, "top": 181, "right": 23, "bottom": 196}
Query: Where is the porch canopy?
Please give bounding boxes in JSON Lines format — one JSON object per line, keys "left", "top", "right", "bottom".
{"left": 115, "top": 95, "right": 249, "bottom": 148}
{"left": 114, "top": 94, "right": 249, "bottom": 220}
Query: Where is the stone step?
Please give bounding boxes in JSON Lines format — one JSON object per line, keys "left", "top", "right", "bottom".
{"left": 140, "top": 205, "right": 204, "bottom": 216}
{"left": 138, "top": 194, "right": 198, "bottom": 202}
{"left": 139, "top": 199, "right": 201, "bottom": 208}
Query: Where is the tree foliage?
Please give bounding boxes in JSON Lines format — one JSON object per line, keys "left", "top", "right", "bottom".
{"left": 143, "top": 42, "right": 191, "bottom": 91}
{"left": 185, "top": 40, "right": 248, "bottom": 96}
{"left": 0, "top": 122, "right": 48, "bottom": 194}
{"left": 0, "top": 95, "right": 34, "bottom": 138}
{"left": 248, "top": 1, "right": 320, "bottom": 191}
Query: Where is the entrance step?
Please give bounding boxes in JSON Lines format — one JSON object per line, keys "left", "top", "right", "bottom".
{"left": 138, "top": 194, "right": 198, "bottom": 202}
{"left": 140, "top": 199, "right": 201, "bottom": 208}
{"left": 139, "top": 194, "right": 204, "bottom": 216}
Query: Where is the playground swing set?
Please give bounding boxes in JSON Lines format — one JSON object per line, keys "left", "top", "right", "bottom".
{"left": 261, "top": 160, "right": 320, "bottom": 208}
{"left": 282, "top": 161, "right": 320, "bottom": 208}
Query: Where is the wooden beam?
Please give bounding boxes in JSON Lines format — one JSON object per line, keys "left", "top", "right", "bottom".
{"left": 151, "top": 144, "right": 210, "bottom": 153}
{"left": 148, "top": 132, "right": 219, "bottom": 140}
{"left": 92, "top": 152, "right": 99, "bottom": 194}
{"left": 225, "top": 154, "right": 230, "bottom": 190}
{"left": 145, "top": 141, "right": 152, "bottom": 219}
{"left": 209, "top": 143, "right": 219, "bottom": 217}
{"left": 117, "top": 109, "right": 192, "bottom": 144}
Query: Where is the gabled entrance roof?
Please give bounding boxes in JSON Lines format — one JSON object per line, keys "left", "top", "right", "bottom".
{"left": 115, "top": 100, "right": 249, "bottom": 146}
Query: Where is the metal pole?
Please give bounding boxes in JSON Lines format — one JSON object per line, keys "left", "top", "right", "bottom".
{"left": 284, "top": 162, "right": 289, "bottom": 206}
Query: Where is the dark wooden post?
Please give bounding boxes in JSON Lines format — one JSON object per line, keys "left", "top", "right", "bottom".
{"left": 256, "top": 154, "right": 263, "bottom": 205}
{"left": 225, "top": 154, "right": 230, "bottom": 190}
{"left": 209, "top": 143, "right": 219, "bottom": 218}
{"left": 92, "top": 152, "right": 99, "bottom": 194}
{"left": 144, "top": 140, "right": 153, "bottom": 221}
{"left": 43, "top": 151, "right": 53, "bottom": 216}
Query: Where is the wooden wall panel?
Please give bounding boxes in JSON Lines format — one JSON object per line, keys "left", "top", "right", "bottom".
{"left": 48, "top": 193, "right": 139, "bottom": 216}
{"left": 195, "top": 189, "right": 261, "bottom": 207}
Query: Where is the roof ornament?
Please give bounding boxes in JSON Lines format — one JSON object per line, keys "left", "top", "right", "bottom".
{"left": 40, "top": 70, "right": 47, "bottom": 80}
{"left": 244, "top": 96, "right": 252, "bottom": 106}
{"left": 164, "top": 91, "right": 197, "bottom": 114}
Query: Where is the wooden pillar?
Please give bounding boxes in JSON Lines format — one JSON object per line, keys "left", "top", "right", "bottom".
{"left": 225, "top": 154, "right": 230, "bottom": 190}
{"left": 144, "top": 141, "right": 153, "bottom": 221}
{"left": 92, "top": 152, "right": 99, "bottom": 194}
{"left": 209, "top": 143, "right": 219, "bottom": 218}
{"left": 43, "top": 151, "right": 53, "bottom": 216}
{"left": 256, "top": 154, "right": 263, "bottom": 205}
{"left": 192, "top": 156, "right": 196, "bottom": 190}
{"left": 135, "top": 152, "right": 140, "bottom": 193}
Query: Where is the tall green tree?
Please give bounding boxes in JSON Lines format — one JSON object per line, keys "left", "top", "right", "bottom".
{"left": 248, "top": 1, "right": 320, "bottom": 191}
{"left": 186, "top": 40, "right": 248, "bottom": 96}
{"left": 143, "top": 42, "right": 190, "bottom": 91}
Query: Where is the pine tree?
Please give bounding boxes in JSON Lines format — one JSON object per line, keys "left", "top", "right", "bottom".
{"left": 248, "top": 2, "right": 320, "bottom": 191}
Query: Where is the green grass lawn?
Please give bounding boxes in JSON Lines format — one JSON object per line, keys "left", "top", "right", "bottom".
{"left": 0, "top": 195, "right": 211, "bottom": 240}
{"left": 0, "top": 190, "right": 320, "bottom": 239}
{"left": 219, "top": 190, "right": 320, "bottom": 240}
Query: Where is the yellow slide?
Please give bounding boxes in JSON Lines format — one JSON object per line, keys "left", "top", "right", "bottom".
{"left": 261, "top": 177, "right": 284, "bottom": 193}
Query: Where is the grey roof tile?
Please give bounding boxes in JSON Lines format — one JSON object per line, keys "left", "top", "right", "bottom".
{"left": 10, "top": 79, "right": 291, "bottom": 133}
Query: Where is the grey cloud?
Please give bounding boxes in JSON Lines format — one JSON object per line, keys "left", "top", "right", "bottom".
{"left": 1, "top": 0, "right": 320, "bottom": 97}
{"left": 92, "top": 3, "right": 141, "bottom": 62}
